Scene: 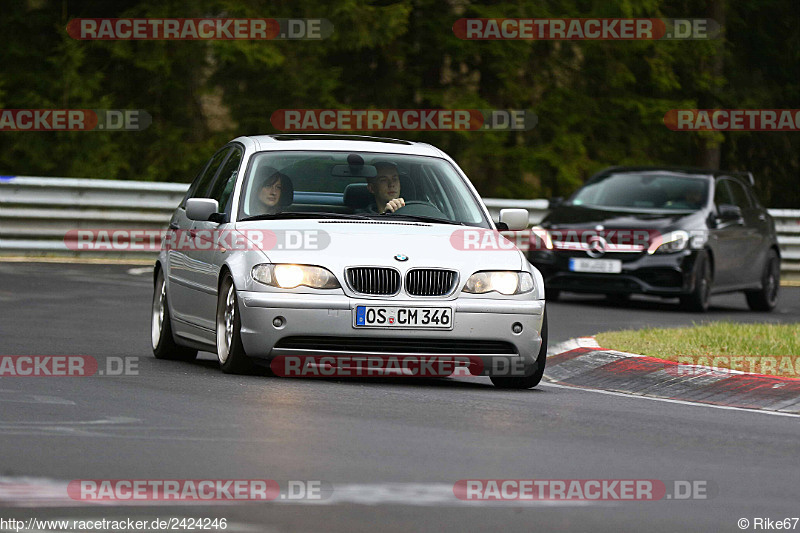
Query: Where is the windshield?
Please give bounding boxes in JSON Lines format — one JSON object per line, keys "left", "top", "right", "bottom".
{"left": 236, "top": 151, "right": 490, "bottom": 227}
{"left": 569, "top": 172, "right": 710, "bottom": 211}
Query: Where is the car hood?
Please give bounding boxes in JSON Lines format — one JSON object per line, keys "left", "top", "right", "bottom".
{"left": 235, "top": 219, "right": 524, "bottom": 274}
{"left": 543, "top": 205, "right": 704, "bottom": 231}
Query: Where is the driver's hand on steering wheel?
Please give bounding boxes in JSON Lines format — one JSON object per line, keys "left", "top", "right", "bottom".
{"left": 384, "top": 198, "right": 405, "bottom": 213}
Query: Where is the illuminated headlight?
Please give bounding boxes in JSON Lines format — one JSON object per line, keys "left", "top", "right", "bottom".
{"left": 252, "top": 264, "right": 340, "bottom": 289}
{"left": 462, "top": 271, "right": 534, "bottom": 295}
{"left": 648, "top": 230, "right": 707, "bottom": 254}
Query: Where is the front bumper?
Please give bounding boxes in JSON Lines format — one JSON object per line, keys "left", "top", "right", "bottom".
{"left": 237, "top": 291, "right": 545, "bottom": 376}
{"left": 531, "top": 249, "right": 701, "bottom": 296}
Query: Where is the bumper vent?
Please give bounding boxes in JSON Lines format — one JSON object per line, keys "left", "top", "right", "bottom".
{"left": 274, "top": 336, "right": 517, "bottom": 355}
{"left": 346, "top": 267, "right": 401, "bottom": 295}
{"left": 405, "top": 269, "right": 457, "bottom": 296}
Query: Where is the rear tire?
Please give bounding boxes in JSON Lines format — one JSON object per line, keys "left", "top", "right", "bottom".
{"left": 216, "top": 275, "right": 258, "bottom": 374}
{"left": 680, "top": 254, "right": 711, "bottom": 312}
{"left": 152, "top": 268, "right": 197, "bottom": 361}
{"left": 491, "top": 309, "right": 548, "bottom": 389}
{"left": 745, "top": 250, "right": 780, "bottom": 311}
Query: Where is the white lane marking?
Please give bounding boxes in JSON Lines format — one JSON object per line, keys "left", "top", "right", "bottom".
{"left": 127, "top": 267, "right": 153, "bottom": 276}
{"left": 291, "top": 483, "right": 597, "bottom": 507}
{"left": 0, "top": 416, "right": 140, "bottom": 426}
{"left": 0, "top": 478, "right": 600, "bottom": 508}
{"left": 540, "top": 381, "right": 800, "bottom": 418}
{"left": 0, "top": 395, "right": 75, "bottom": 405}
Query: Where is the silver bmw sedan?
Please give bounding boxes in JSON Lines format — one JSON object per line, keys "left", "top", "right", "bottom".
{"left": 151, "top": 134, "right": 547, "bottom": 388}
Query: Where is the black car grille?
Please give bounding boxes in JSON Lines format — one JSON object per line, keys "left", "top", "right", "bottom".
{"left": 274, "top": 336, "right": 517, "bottom": 355}
{"left": 405, "top": 269, "right": 457, "bottom": 296}
{"left": 346, "top": 267, "right": 400, "bottom": 295}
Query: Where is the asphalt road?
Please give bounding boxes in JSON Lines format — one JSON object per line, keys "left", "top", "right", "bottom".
{"left": 1, "top": 262, "right": 799, "bottom": 532}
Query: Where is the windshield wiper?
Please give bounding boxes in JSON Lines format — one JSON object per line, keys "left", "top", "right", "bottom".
{"left": 239, "top": 212, "right": 373, "bottom": 222}
{"left": 381, "top": 213, "right": 467, "bottom": 226}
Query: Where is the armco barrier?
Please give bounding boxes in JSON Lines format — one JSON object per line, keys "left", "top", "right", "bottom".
{"left": 0, "top": 176, "right": 798, "bottom": 278}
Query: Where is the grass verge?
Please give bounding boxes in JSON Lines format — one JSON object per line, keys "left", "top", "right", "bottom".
{"left": 596, "top": 322, "right": 800, "bottom": 378}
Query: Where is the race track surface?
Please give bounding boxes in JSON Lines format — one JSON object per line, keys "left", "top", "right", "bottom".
{"left": 1, "top": 263, "right": 799, "bottom": 532}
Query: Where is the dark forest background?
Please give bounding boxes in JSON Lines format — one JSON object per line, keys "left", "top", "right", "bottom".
{"left": 1, "top": 0, "right": 798, "bottom": 206}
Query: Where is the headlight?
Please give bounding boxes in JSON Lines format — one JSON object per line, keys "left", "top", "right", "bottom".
{"left": 462, "top": 271, "right": 534, "bottom": 295}
{"left": 648, "top": 230, "right": 707, "bottom": 254}
{"left": 648, "top": 230, "right": 689, "bottom": 254}
{"left": 252, "top": 264, "right": 341, "bottom": 289}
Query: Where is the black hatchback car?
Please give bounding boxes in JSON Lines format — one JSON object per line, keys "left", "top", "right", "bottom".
{"left": 528, "top": 167, "right": 781, "bottom": 311}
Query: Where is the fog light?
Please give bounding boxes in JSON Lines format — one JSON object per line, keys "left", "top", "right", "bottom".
{"left": 512, "top": 322, "right": 523, "bottom": 334}
{"left": 273, "top": 316, "right": 285, "bottom": 328}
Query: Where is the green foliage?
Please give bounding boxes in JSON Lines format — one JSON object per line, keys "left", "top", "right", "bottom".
{"left": 0, "top": 0, "right": 797, "bottom": 205}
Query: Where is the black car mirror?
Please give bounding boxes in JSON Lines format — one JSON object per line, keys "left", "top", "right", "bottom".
{"left": 718, "top": 203, "right": 743, "bottom": 221}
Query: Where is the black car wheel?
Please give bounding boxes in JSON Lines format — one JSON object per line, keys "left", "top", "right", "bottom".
{"left": 680, "top": 254, "right": 711, "bottom": 312}
{"left": 491, "top": 309, "right": 548, "bottom": 389}
{"left": 745, "top": 250, "right": 780, "bottom": 312}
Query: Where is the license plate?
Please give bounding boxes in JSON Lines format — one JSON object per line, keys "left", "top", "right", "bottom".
{"left": 569, "top": 258, "right": 622, "bottom": 274}
{"left": 354, "top": 306, "right": 453, "bottom": 329}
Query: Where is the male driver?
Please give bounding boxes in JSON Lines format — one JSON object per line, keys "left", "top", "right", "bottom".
{"left": 364, "top": 161, "right": 405, "bottom": 214}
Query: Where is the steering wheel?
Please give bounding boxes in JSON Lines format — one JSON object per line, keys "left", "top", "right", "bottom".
{"left": 388, "top": 200, "right": 446, "bottom": 218}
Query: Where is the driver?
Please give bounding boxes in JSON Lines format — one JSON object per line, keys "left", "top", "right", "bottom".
{"left": 362, "top": 161, "right": 405, "bottom": 214}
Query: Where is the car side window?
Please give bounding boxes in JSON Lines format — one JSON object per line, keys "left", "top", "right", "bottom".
{"left": 188, "top": 148, "right": 231, "bottom": 203}
{"left": 726, "top": 179, "right": 752, "bottom": 209}
{"left": 207, "top": 147, "right": 243, "bottom": 213}
{"left": 713, "top": 180, "right": 736, "bottom": 209}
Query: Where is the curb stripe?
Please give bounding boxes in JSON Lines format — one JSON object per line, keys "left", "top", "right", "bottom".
{"left": 546, "top": 344, "right": 800, "bottom": 415}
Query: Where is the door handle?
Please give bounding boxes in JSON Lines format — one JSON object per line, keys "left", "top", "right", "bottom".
{"left": 168, "top": 222, "right": 180, "bottom": 230}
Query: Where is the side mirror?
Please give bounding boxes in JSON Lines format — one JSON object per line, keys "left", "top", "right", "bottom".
{"left": 717, "top": 203, "right": 742, "bottom": 221}
{"left": 186, "top": 198, "right": 220, "bottom": 221}
{"left": 499, "top": 208, "right": 529, "bottom": 231}
{"left": 549, "top": 196, "right": 564, "bottom": 208}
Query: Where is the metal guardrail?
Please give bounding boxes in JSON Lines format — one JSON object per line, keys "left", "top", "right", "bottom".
{"left": 1, "top": 176, "right": 799, "bottom": 277}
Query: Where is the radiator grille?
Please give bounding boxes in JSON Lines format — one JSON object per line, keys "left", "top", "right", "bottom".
{"left": 346, "top": 267, "right": 401, "bottom": 295}
{"left": 405, "top": 269, "right": 457, "bottom": 296}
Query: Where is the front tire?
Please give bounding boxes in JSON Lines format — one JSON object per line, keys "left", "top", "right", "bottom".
{"left": 152, "top": 268, "right": 197, "bottom": 361}
{"left": 745, "top": 250, "right": 780, "bottom": 311}
{"left": 491, "top": 309, "right": 548, "bottom": 389}
{"left": 680, "top": 254, "right": 711, "bottom": 312}
{"left": 216, "top": 275, "right": 257, "bottom": 374}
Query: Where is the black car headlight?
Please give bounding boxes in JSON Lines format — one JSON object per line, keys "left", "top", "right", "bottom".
{"left": 648, "top": 230, "right": 707, "bottom": 254}
{"left": 462, "top": 271, "right": 534, "bottom": 295}
{"left": 252, "top": 264, "right": 341, "bottom": 289}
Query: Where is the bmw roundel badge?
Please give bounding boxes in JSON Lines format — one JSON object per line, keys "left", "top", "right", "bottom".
{"left": 394, "top": 254, "right": 408, "bottom": 262}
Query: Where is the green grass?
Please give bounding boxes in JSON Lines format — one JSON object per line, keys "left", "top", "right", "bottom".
{"left": 596, "top": 322, "right": 800, "bottom": 378}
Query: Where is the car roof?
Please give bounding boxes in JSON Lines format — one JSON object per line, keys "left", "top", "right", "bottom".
{"left": 595, "top": 166, "right": 754, "bottom": 185}
{"left": 233, "top": 134, "right": 447, "bottom": 158}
